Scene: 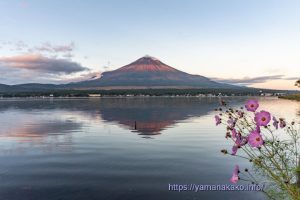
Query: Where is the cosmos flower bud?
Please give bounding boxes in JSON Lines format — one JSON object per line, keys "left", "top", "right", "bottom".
{"left": 221, "top": 149, "right": 228, "bottom": 154}
{"left": 215, "top": 115, "right": 221, "bottom": 126}
{"left": 219, "top": 100, "right": 226, "bottom": 106}
{"left": 230, "top": 165, "right": 240, "bottom": 184}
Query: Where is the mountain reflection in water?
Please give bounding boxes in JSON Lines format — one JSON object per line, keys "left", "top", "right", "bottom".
{"left": 0, "top": 97, "right": 218, "bottom": 137}
{"left": 98, "top": 98, "right": 217, "bottom": 135}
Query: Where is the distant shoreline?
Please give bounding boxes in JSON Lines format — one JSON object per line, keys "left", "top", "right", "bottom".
{"left": 279, "top": 93, "right": 300, "bottom": 101}
{"left": 0, "top": 88, "right": 293, "bottom": 98}
{"left": 0, "top": 95, "right": 281, "bottom": 101}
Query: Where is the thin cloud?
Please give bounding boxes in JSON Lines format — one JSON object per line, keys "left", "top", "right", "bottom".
{"left": 15, "top": 40, "right": 28, "bottom": 50}
{"left": 62, "top": 71, "right": 102, "bottom": 83}
{"left": 211, "top": 75, "right": 290, "bottom": 85}
{"left": 31, "top": 42, "right": 75, "bottom": 53}
{"left": 0, "top": 54, "right": 88, "bottom": 74}
{"left": 283, "top": 76, "right": 299, "bottom": 80}
{"left": 62, "top": 53, "right": 74, "bottom": 58}
{"left": 1, "top": 40, "right": 28, "bottom": 51}
{"left": 1, "top": 41, "right": 75, "bottom": 55}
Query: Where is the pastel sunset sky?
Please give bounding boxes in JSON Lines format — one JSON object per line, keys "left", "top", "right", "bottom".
{"left": 0, "top": 0, "right": 299, "bottom": 90}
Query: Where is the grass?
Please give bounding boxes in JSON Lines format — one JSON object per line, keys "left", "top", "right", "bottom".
{"left": 279, "top": 93, "right": 300, "bottom": 101}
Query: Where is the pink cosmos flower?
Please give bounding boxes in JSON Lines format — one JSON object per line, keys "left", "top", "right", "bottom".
{"left": 254, "top": 110, "right": 271, "bottom": 126}
{"left": 215, "top": 115, "right": 221, "bottom": 126}
{"left": 245, "top": 100, "right": 259, "bottom": 112}
{"left": 273, "top": 117, "right": 279, "bottom": 129}
{"left": 227, "top": 119, "right": 236, "bottom": 128}
{"left": 230, "top": 165, "right": 240, "bottom": 183}
{"left": 231, "top": 129, "right": 245, "bottom": 155}
{"left": 279, "top": 118, "right": 286, "bottom": 128}
{"left": 231, "top": 133, "right": 248, "bottom": 155}
{"left": 234, "top": 133, "right": 248, "bottom": 146}
{"left": 248, "top": 130, "right": 264, "bottom": 148}
{"left": 231, "top": 145, "right": 238, "bottom": 155}
{"left": 237, "top": 110, "right": 244, "bottom": 118}
{"left": 231, "top": 128, "right": 237, "bottom": 139}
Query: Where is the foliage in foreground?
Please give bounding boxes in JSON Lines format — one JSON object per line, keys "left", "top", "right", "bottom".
{"left": 215, "top": 99, "right": 300, "bottom": 199}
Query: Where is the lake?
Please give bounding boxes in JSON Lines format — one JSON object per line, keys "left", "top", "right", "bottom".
{"left": 0, "top": 97, "right": 299, "bottom": 200}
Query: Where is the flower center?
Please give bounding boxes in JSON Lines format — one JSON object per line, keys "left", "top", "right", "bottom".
{"left": 261, "top": 117, "right": 266, "bottom": 122}
{"left": 250, "top": 104, "right": 254, "bottom": 108}
{"left": 256, "top": 137, "right": 261, "bottom": 142}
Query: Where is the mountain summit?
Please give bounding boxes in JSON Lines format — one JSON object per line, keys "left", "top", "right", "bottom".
{"left": 114, "top": 56, "right": 177, "bottom": 72}
{"left": 75, "top": 56, "right": 234, "bottom": 89}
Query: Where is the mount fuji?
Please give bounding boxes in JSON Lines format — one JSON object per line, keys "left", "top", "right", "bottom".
{"left": 70, "top": 56, "right": 236, "bottom": 89}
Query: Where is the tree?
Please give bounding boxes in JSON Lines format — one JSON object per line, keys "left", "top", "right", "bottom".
{"left": 296, "top": 80, "right": 300, "bottom": 87}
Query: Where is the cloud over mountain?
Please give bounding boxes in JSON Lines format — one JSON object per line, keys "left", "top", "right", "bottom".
{"left": 62, "top": 71, "right": 102, "bottom": 83}
{"left": 1, "top": 41, "right": 76, "bottom": 58}
{"left": 0, "top": 54, "right": 88, "bottom": 74}
{"left": 210, "top": 75, "right": 297, "bottom": 85}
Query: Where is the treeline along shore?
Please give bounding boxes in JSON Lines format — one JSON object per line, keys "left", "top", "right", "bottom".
{"left": 279, "top": 93, "right": 300, "bottom": 101}
{"left": 0, "top": 88, "right": 295, "bottom": 98}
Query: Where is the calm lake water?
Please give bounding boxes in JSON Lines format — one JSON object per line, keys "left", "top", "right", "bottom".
{"left": 0, "top": 97, "right": 299, "bottom": 200}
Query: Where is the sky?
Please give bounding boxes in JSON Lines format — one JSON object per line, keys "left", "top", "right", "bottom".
{"left": 0, "top": 0, "right": 299, "bottom": 90}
